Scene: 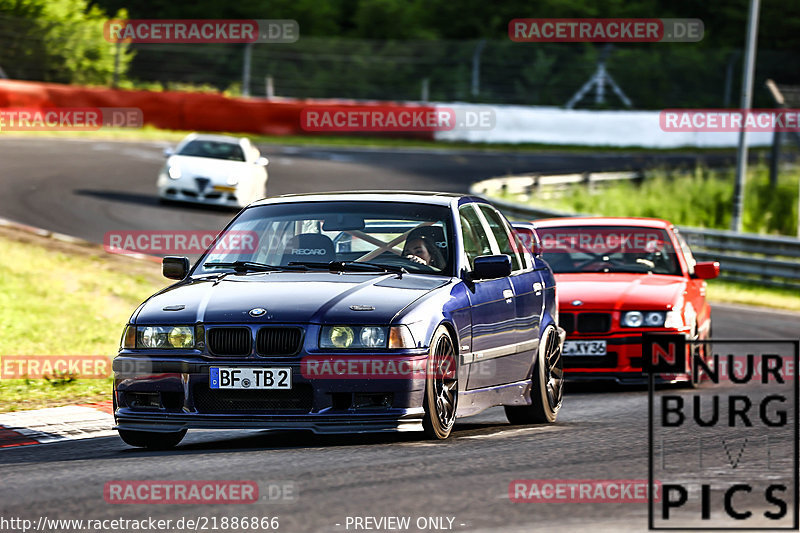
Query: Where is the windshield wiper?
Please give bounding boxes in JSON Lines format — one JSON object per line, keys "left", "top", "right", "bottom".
{"left": 203, "top": 261, "right": 306, "bottom": 273}
{"left": 289, "top": 261, "right": 406, "bottom": 275}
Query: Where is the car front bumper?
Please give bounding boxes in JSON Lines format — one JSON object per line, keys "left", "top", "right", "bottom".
{"left": 562, "top": 332, "right": 692, "bottom": 384}
{"left": 113, "top": 355, "right": 428, "bottom": 434}
{"left": 158, "top": 186, "right": 243, "bottom": 207}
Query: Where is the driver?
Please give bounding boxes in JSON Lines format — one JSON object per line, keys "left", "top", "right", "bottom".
{"left": 402, "top": 236, "right": 445, "bottom": 269}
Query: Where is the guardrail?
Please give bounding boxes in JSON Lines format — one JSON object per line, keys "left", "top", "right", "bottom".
{"left": 473, "top": 173, "right": 800, "bottom": 290}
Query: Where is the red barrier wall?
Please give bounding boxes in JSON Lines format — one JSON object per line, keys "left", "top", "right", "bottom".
{"left": 0, "top": 80, "right": 435, "bottom": 139}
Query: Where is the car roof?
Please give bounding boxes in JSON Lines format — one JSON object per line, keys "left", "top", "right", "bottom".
{"left": 533, "top": 216, "right": 673, "bottom": 229}
{"left": 250, "top": 191, "right": 486, "bottom": 208}
{"left": 182, "top": 133, "right": 248, "bottom": 144}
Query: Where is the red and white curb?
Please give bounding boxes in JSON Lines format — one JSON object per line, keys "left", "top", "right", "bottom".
{"left": 0, "top": 216, "right": 161, "bottom": 264}
{"left": 0, "top": 401, "right": 115, "bottom": 448}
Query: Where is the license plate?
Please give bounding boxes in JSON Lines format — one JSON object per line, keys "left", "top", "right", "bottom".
{"left": 563, "top": 340, "right": 607, "bottom": 356}
{"left": 210, "top": 367, "right": 292, "bottom": 389}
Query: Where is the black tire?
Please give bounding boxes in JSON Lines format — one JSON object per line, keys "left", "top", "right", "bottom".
{"left": 422, "top": 326, "right": 458, "bottom": 440}
{"left": 505, "top": 325, "right": 564, "bottom": 424}
{"left": 118, "top": 429, "right": 186, "bottom": 449}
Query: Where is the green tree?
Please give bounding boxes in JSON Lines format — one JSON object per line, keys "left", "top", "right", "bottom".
{"left": 0, "top": 0, "right": 132, "bottom": 85}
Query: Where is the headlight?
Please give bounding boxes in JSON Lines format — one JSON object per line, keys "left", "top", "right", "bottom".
{"left": 167, "top": 165, "right": 181, "bottom": 180}
{"left": 226, "top": 176, "right": 239, "bottom": 185}
{"left": 324, "top": 326, "right": 356, "bottom": 348}
{"left": 320, "top": 325, "right": 414, "bottom": 349}
{"left": 360, "top": 326, "right": 386, "bottom": 348}
{"left": 621, "top": 311, "right": 666, "bottom": 328}
{"left": 122, "top": 325, "right": 196, "bottom": 349}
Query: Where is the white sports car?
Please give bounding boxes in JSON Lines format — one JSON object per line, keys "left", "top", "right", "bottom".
{"left": 157, "top": 134, "right": 268, "bottom": 208}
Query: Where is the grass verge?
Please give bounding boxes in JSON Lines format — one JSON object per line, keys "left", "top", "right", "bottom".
{"left": 706, "top": 280, "right": 800, "bottom": 312}
{"left": 0, "top": 226, "right": 165, "bottom": 412}
{"left": 505, "top": 163, "right": 799, "bottom": 236}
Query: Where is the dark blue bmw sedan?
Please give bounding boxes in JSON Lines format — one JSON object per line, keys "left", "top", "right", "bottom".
{"left": 113, "top": 192, "right": 564, "bottom": 448}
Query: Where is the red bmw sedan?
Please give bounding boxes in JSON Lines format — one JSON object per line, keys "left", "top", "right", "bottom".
{"left": 514, "top": 217, "right": 720, "bottom": 385}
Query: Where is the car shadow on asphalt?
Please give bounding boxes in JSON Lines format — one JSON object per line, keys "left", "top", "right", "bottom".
{"left": 565, "top": 382, "right": 649, "bottom": 394}
{"left": 74, "top": 189, "right": 240, "bottom": 213}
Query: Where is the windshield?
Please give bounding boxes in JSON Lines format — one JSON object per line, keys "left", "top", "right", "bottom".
{"left": 537, "top": 226, "right": 681, "bottom": 275}
{"left": 177, "top": 140, "right": 246, "bottom": 161}
{"left": 195, "top": 201, "right": 455, "bottom": 276}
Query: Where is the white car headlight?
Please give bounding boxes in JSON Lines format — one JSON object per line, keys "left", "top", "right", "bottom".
{"left": 167, "top": 165, "right": 181, "bottom": 180}
{"left": 621, "top": 311, "right": 643, "bottom": 327}
{"left": 226, "top": 176, "right": 239, "bottom": 185}
{"left": 360, "top": 326, "right": 387, "bottom": 348}
{"left": 644, "top": 311, "right": 666, "bottom": 327}
{"left": 621, "top": 311, "right": 667, "bottom": 328}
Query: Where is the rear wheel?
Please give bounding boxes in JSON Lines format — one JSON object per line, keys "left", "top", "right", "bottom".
{"left": 505, "top": 325, "right": 564, "bottom": 424}
{"left": 422, "top": 326, "right": 458, "bottom": 439}
{"left": 118, "top": 429, "right": 186, "bottom": 449}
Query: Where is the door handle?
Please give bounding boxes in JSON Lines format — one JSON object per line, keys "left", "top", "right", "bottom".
{"left": 503, "top": 289, "right": 514, "bottom": 302}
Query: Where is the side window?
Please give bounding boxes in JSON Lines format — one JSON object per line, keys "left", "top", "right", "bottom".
{"left": 478, "top": 205, "right": 522, "bottom": 271}
{"left": 674, "top": 230, "right": 696, "bottom": 276}
{"left": 459, "top": 205, "right": 493, "bottom": 269}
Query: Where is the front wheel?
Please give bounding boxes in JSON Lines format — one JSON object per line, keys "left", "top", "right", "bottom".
{"left": 422, "top": 326, "right": 458, "bottom": 440}
{"left": 118, "top": 429, "right": 186, "bottom": 449}
{"left": 505, "top": 325, "right": 564, "bottom": 424}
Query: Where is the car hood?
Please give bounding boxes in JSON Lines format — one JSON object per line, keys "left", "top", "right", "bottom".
{"left": 168, "top": 155, "right": 250, "bottom": 179}
{"left": 554, "top": 273, "right": 686, "bottom": 311}
{"left": 133, "top": 272, "right": 451, "bottom": 325}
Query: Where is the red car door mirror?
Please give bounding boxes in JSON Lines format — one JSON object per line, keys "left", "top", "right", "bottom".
{"left": 694, "top": 261, "right": 720, "bottom": 279}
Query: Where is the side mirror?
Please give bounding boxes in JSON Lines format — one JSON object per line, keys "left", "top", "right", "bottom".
{"left": 471, "top": 255, "right": 512, "bottom": 280}
{"left": 511, "top": 223, "right": 542, "bottom": 256}
{"left": 163, "top": 256, "right": 190, "bottom": 280}
{"left": 694, "top": 261, "right": 720, "bottom": 280}
{"left": 163, "top": 148, "right": 174, "bottom": 157}
{"left": 255, "top": 157, "right": 269, "bottom": 166}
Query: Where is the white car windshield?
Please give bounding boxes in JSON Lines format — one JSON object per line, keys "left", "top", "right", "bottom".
{"left": 178, "top": 140, "right": 246, "bottom": 162}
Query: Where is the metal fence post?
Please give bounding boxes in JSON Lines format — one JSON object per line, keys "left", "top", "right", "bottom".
{"left": 242, "top": 43, "right": 253, "bottom": 97}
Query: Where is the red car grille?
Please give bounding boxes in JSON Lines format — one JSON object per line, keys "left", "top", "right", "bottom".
{"left": 560, "top": 313, "right": 612, "bottom": 334}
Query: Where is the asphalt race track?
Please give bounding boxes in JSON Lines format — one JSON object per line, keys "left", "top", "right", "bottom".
{"left": 0, "top": 137, "right": 798, "bottom": 531}
{"left": 0, "top": 138, "right": 742, "bottom": 244}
